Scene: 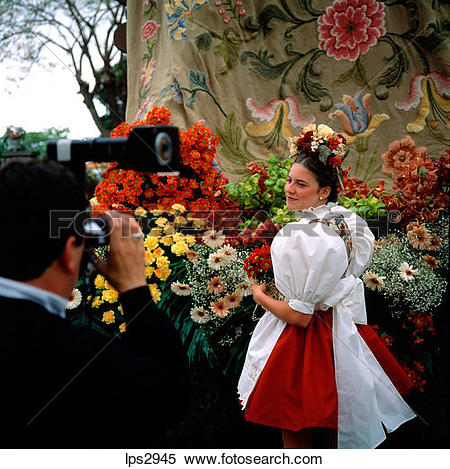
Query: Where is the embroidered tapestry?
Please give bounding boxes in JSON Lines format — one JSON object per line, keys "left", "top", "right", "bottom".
{"left": 126, "top": 0, "right": 450, "bottom": 183}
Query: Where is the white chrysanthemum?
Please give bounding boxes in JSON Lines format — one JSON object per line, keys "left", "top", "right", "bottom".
{"left": 202, "top": 230, "right": 226, "bottom": 249}
{"left": 170, "top": 281, "right": 192, "bottom": 296}
{"left": 66, "top": 288, "right": 82, "bottom": 310}
{"left": 217, "top": 244, "right": 237, "bottom": 261}
{"left": 190, "top": 306, "right": 210, "bottom": 324}
{"left": 399, "top": 262, "right": 418, "bottom": 281}
{"left": 362, "top": 271, "right": 386, "bottom": 291}
{"left": 207, "top": 252, "right": 226, "bottom": 271}
{"left": 317, "top": 124, "right": 334, "bottom": 139}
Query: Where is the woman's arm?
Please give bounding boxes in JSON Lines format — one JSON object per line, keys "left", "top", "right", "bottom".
{"left": 252, "top": 284, "right": 312, "bottom": 328}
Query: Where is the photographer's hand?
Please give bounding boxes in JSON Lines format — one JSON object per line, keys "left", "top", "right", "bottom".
{"left": 95, "top": 211, "right": 146, "bottom": 293}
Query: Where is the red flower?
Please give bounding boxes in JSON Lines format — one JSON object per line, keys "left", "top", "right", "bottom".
{"left": 318, "top": 0, "right": 386, "bottom": 61}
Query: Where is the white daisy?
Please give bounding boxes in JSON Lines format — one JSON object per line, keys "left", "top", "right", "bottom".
{"left": 202, "top": 230, "right": 226, "bottom": 249}
{"left": 207, "top": 252, "right": 226, "bottom": 271}
{"left": 190, "top": 306, "right": 210, "bottom": 324}
{"left": 399, "top": 262, "right": 418, "bottom": 281}
{"left": 217, "top": 244, "right": 237, "bottom": 262}
{"left": 66, "top": 288, "right": 82, "bottom": 309}
{"left": 362, "top": 271, "right": 386, "bottom": 291}
{"left": 170, "top": 281, "right": 192, "bottom": 296}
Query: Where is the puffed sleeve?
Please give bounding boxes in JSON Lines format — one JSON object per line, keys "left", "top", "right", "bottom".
{"left": 330, "top": 205, "right": 375, "bottom": 277}
{"left": 271, "top": 220, "right": 349, "bottom": 315}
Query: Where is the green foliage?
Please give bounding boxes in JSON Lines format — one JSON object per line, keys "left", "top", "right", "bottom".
{"left": 226, "top": 154, "right": 292, "bottom": 215}
{"left": 22, "top": 127, "right": 70, "bottom": 157}
{"left": 339, "top": 192, "right": 386, "bottom": 218}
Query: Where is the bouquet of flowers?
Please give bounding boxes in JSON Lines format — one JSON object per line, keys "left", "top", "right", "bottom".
{"left": 362, "top": 214, "right": 448, "bottom": 317}
{"left": 170, "top": 230, "right": 254, "bottom": 347}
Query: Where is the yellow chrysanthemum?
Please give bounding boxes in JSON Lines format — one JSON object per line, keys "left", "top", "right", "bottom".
{"left": 151, "top": 209, "right": 164, "bottom": 216}
{"left": 104, "top": 279, "right": 114, "bottom": 290}
{"left": 144, "top": 236, "right": 159, "bottom": 251}
{"left": 102, "top": 289, "right": 119, "bottom": 304}
{"left": 164, "top": 223, "right": 175, "bottom": 235}
{"left": 118, "top": 304, "right": 123, "bottom": 315}
{"left": 92, "top": 296, "right": 103, "bottom": 309}
{"left": 119, "top": 322, "right": 126, "bottom": 333}
{"left": 145, "top": 250, "right": 155, "bottom": 265}
{"left": 160, "top": 236, "right": 174, "bottom": 246}
{"left": 171, "top": 241, "right": 189, "bottom": 256}
{"left": 155, "top": 217, "right": 168, "bottom": 227}
{"left": 173, "top": 232, "right": 185, "bottom": 243}
{"left": 102, "top": 310, "right": 115, "bottom": 324}
{"left": 171, "top": 203, "right": 186, "bottom": 212}
{"left": 185, "top": 235, "right": 196, "bottom": 247}
{"left": 149, "top": 284, "right": 161, "bottom": 303}
{"left": 94, "top": 274, "right": 106, "bottom": 290}
{"left": 134, "top": 206, "right": 147, "bottom": 218}
{"left": 145, "top": 266, "right": 155, "bottom": 279}
{"left": 174, "top": 215, "right": 188, "bottom": 225}
{"left": 153, "top": 247, "right": 164, "bottom": 258}
{"left": 156, "top": 256, "right": 170, "bottom": 270}
{"left": 87, "top": 295, "right": 92, "bottom": 301}
{"left": 155, "top": 268, "right": 171, "bottom": 281}
{"left": 150, "top": 227, "right": 163, "bottom": 237}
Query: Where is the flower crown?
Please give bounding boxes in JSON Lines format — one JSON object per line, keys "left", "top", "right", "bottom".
{"left": 288, "top": 123, "right": 347, "bottom": 169}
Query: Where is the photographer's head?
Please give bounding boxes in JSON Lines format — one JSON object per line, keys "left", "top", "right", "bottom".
{"left": 0, "top": 159, "right": 88, "bottom": 298}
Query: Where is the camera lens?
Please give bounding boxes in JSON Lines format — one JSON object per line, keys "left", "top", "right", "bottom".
{"left": 155, "top": 132, "right": 172, "bottom": 165}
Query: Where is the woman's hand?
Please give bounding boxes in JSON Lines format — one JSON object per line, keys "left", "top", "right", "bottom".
{"left": 252, "top": 283, "right": 267, "bottom": 305}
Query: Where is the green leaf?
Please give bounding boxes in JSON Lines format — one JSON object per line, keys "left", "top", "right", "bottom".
{"left": 195, "top": 32, "right": 212, "bottom": 51}
{"left": 215, "top": 39, "right": 240, "bottom": 75}
{"left": 241, "top": 49, "right": 291, "bottom": 80}
{"left": 352, "top": 58, "right": 369, "bottom": 87}
{"left": 188, "top": 69, "right": 209, "bottom": 90}
{"left": 333, "top": 68, "right": 354, "bottom": 86}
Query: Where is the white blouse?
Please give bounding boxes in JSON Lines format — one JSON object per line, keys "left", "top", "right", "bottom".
{"left": 238, "top": 203, "right": 415, "bottom": 448}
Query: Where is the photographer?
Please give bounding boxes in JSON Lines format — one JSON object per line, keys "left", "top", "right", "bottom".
{"left": 0, "top": 159, "right": 188, "bottom": 448}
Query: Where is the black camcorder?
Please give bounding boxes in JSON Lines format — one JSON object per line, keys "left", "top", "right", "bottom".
{"left": 47, "top": 125, "right": 181, "bottom": 184}
{"left": 47, "top": 125, "right": 182, "bottom": 275}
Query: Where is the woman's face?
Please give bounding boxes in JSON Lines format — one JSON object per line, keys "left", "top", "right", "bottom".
{"left": 285, "top": 163, "right": 330, "bottom": 211}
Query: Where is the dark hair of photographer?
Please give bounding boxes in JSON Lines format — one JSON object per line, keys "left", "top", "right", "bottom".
{"left": 293, "top": 152, "right": 338, "bottom": 203}
{"left": 0, "top": 159, "right": 88, "bottom": 280}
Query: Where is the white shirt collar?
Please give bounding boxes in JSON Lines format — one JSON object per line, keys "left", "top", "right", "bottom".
{"left": 0, "top": 276, "right": 67, "bottom": 318}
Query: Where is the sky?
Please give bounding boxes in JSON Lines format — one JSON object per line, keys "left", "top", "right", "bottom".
{"left": 1, "top": 59, "right": 101, "bottom": 140}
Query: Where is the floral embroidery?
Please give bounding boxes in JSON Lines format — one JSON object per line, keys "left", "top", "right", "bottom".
{"left": 141, "top": 58, "right": 156, "bottom": 89}
{"left": 395, "top": 71, "right": 450, "bottom": 134}
{"left": 246, "top": 97, "right": 314, "bottom": 152}
{"left": 318, "top": 0, "right": 386, "bottom": 61}
{"left": 165, "top": 0, "right": 210, "bottom": 40}
{"left": 330, "top": 91, "right": 389, "bottom": 144}
{"left": 380, "top": 136, "right": 427, "bottom": 179}
{"left": 141, "top": 20, "right": 160, "bottom": 42}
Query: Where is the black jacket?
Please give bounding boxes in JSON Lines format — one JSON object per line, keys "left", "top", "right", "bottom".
{"left": 0, "top": 286, "right": 188, "bottom": 448}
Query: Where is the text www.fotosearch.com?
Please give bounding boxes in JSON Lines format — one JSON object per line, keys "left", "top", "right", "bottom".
{"left": 125, "top": 452, "right": 323, "bottom": 466}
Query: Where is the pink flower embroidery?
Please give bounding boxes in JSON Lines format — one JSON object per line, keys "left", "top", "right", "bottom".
{"left": 380, "top": 136, "right": 426, "bottom": 178}
{"left": 318, "top": 0, "right": 386, "bottom": 61}
{"left": 141, "top": 59, "right": 156, "bottom": 89}
{"left": 141, "top": 20, "right": 160, "bottom": 42}
{"left": 395, "top": 72, "right": 450, "bottom": 133}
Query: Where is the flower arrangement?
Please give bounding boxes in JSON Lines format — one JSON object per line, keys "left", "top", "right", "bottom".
{"left": 362, "top": 214, "right": 448, "bottom": 316}
{"left": 170, "top": 234, "right": 254, "bottom": 348}
{"left": 6, "top": 125, "right": 25, "bottom": 140}
{"left": 67, "top": 202, "right": 196, "bottom": 336}
{"left": 243, "top": 244, "right": 273, "bottom": 283}
{"left": 93, "top": 106, "right": 236, "bottom": 214}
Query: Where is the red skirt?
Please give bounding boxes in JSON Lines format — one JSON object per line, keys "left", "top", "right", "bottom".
{"left": 244, "top": 309, "right": 413, "bottom": 431}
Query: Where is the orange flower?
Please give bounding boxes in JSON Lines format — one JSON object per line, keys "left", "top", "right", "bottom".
{"left": 426, "top": 234, "right": 441, "bottom": 251}
{"left": 223, "top": 293, "right": 242, "bottom": 309}
{"left": 380, "top": 136, "right": 426, "bottom": 178}
{"left": 407, "top": 225, "right": 431, "bottom": 250}
{"left": 210, "top": 300, "right": 229, "bottom": 318}
{"left": 207, "top": 277, "right": 226, "bottom": 295}
{"left": 422, "top": 255, "right": 438, "bottom": 269}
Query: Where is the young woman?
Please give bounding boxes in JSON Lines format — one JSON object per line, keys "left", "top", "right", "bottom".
{"left": 238, "top": 125, "right": 415, "bottom": 449}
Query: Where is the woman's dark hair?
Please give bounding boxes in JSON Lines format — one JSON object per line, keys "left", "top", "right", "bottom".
{"left": 293, "top": 152, "right": 338, "bottom": 202}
